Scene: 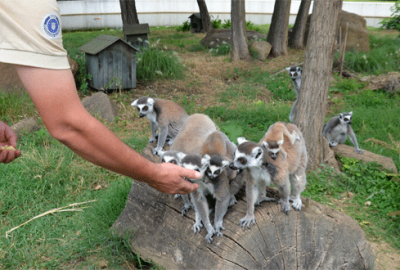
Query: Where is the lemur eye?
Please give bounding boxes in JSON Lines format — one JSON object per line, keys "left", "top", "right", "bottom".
{"left": 170, "top": 160, "right": 177, "bottom": 165}
{"left": 206, "top": 168, "right": 211, "bottom": 173}
{"left": 269, "top": 152, "right": 274, "bottom": 157}
{"left": 136, "top": 107, "right": 140, "bottom": 112}
{"left": 294, "top": 72, "right": 298, "bottom": 76}
{"left": 215, "top": 170, "right": 220, "bottom": 175}
{"left": 143, "top": 106, "right": 148, "bottom": 111}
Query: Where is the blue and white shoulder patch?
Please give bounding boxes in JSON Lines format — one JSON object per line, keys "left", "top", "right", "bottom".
{"left": 41, "top": 13, "right": 61, "bottom": 40}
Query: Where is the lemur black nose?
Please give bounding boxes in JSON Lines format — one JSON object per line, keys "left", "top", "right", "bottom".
{"left": 229, "top": 163, "right": 238, "bottom": 170}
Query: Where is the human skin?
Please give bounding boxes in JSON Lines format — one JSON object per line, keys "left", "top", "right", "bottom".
{"left": 13, "top": 65, "right": 199, "bottom": 194}
{"left": 0, "top": 121, "right": 22, "bottom": 163}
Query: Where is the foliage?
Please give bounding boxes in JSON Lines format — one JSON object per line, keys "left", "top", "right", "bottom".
{"left": 208, "top": 42, "right": 232, "bottom": 56}
{"left": 177, "top": 20, "right": 191, "bottom": 32}
{"left": 211, "top": 16, "right": 222, "bottom": 29}
{"left": 136, "top": 40, "right": 185, "bottom": 81}
{"left": 337, "top": 34, "right": 400, "bottom": 74}
{"left": 73, "top": 52, "right": 92, "bottom": 95}
{"left": 380, "top": 1, "right": 400, "bottom": 31}
{"left": 330, "top": 74, "right": 365, "bottom": 94}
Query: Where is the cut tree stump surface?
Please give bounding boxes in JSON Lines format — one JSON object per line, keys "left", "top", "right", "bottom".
{"left": 112, "top": 144, "right": 376, "bottom": 270}
{"left": 332, "top": 144, "right": 398, "bottom": 173}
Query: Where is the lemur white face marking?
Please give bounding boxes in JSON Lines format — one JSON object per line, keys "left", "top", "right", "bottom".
{"left": 205, "top": 161, "right": 230, "bottom": 180}
{"left": 161, "top": 154, "right": 180, "bottom": 165}
{"left": 178, "top": 153, "right": 210, "bottom": 181}
{"left": 262, "top": 140, "right": 283, "bottom": 160}
{"left": 231, "top": 147, "right": 263, "bottom": 170}
{"left": 339, "top": 111, "right": 352, "bottom": 125}
{"left": 286, "top": 66, "right": 302, "bottom": 81}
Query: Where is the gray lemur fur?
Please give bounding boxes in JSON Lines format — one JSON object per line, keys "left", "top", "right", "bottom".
{"left": 199, "top": 131, "right": 245, "bottom": 237}
{"left": 322, "top": 111, "right": 364, "bottom": 154}
{"left": 286, "top": 66, "right": 302, "bottom": 123}
{"left": 131, "top": 96, "right": 188, "bottom": 156}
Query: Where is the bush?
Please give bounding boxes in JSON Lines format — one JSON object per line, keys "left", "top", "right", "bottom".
{"left": 136, "top": 40, "right": 185, "bottom": 81}
{"left": 177, "top": 20, "right": 191, "bottom": 32}
{"left": 380, "top": 1, "right": 400, "bottom": 31}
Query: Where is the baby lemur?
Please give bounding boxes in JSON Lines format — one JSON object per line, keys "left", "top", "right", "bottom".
{"left": 199, "top": 131, "right": 244, "bottom": 237}
{"left": 286, "top": 66, "right": 302, "bottom": 122}
{"left": 131, "top": 96, "right": 188, "bottom": 156}
{"left": 323, "top": 111, "right": 364, "bottom": 154}
{"left": 230, "top": 122, "right": 307, "bottom": 229}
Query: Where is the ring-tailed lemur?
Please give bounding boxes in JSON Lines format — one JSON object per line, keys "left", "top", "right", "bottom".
{"left": 178, "top": 153, "right": 216, "bottom": 243}
{"left": 161, "top": 114, "right": 218, "bottom": 216}
{"left": 262, "top": 122, "right": 300, "bottom": 160}
{"left": 286, "top": 66, "right": 302, "bottom": 122}
{"left": 230, "top": 123, "right": 308, "bottom": 229}
{"left": 322, "top": 111, "right": 364, "bottom": 154}
{"left": 260, "top": 123, "right": 308, "bottom": 214}
{"left": 229, "top": 137, "right": 276, "bottom": 230}
{"left": 199, "top": 131, "right": 244, "bottom": 237}
{"left": 131, "top": 96, "right": 188, "bottom": 156}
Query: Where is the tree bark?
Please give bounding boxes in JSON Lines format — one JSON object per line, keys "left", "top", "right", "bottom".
{"left": 294, "top": 0, "right": 343, "bottom": 171}
{"left": 119, "top": 0, "right": 139, "bottom": 27}
{"left": 288, "top": 0, "right": 312, "bottom": 49}
{"left": 267, "top": 0, "right": 291, "bottom": 57}
{"left": 231, "top": 0, "right": 251, "bottom": 62}
{"left": 197, "top": 0, "right": 212, "bottom": 33}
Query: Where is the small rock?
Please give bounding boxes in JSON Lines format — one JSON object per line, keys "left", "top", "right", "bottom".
{"left": 364, "top": 201, "right": 371, "bottom": 206}
{"left": 347, "top": 192, "right": 354, "bottom": 198}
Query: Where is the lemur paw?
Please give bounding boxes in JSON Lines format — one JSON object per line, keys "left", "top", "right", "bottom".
{"left": 206, "top": 231, "right": 215, "bottom": 244}
{"left": 167, "top": 139, "right": 174, "bottom": 146}
{"left": 278, "top": 199, "right": 291, "bottom": 215}
{"left": 214, "top": 224, "right": 225, "bottom": 237}
{"left": 291, "top": 198, "right": 303, "bottom": 211}
{"left": 354, "top": 148, "right": 364, "bottom": 154}
{"left": 256, "top": 196, "right": 275, "bottom": 205}
{"left": 239, "top": 214, "right": 256, "bottom": 230}
{"left": 329, "top": 141, "right": 339, "bottom": 147}
{"left": 152, "top": 147, "right": 163, "bottom": 156}
{"left": 181, "top": 204, "right": 192, "bottom": 216}
{"left": 193, "top": 222, "right": 203, "bottom": 234}
{"left": 229, "top": 195, "right": 238, "bottom": 207}
{"left": 174, "top": 194, "right": 181, "bottom": 199}
{"left": 148, "top": 138, "right": 157, "bottom": 144}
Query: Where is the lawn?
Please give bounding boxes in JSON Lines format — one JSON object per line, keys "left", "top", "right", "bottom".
{"left": 1, "top": 25, "right": 400, "bottom": 269}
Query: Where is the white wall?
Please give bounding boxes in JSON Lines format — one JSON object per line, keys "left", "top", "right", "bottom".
{"left": 58, "top": 0, "right": 394, "bottom": 30}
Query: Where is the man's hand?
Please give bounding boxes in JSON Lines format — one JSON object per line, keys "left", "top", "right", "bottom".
{"left": 0, "top": 121, "right": 22, "bottom": 163}
{"left": 146, "top": 162, "right": 200, "bottom": 194}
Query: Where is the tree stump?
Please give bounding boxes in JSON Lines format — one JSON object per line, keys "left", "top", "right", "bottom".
{"left": 111, "top": 144, "right": 376, "bottom": 270}
{"left": 332, "top": 144, "right": 398, "bottom": 173}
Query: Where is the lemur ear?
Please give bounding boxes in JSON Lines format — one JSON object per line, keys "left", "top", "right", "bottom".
{"left": 349, "top": 111, "right": 353, "bottom": 116}
{"left": 252, "top": 147, "right": 263, "bottom": 159}
{"left": 177, "top": 152, "right": 186, "bottom": 162}
{"left": 296, "top": 66, "right": 302, "bottom": 72}
{"left": 147, "top": 98, "right": 155, "bottom": 106}
{"left": 222, "top": 160, "right": 230, "bottom": 168}
{"left": 131, "top": 99, "right": 138, "bottom": 107}
{"left": 339, "top": 113, "right": 344, "bottom": 119}
{"left": 237, "top": 137, "right": 247, "bottom": 145}
{"left": 202, "top": 154, "right": 210, "bottom": 167}
{"left": 261, "top": 141, "right": 269, "bottom": 149}
{"left": 285, "top": 67, "right": 290, "bottom": 72}
{"left": 278, "top": 139, "right": 284, "bottom": 146}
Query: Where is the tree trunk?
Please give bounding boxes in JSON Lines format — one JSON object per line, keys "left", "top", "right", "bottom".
{"left": 119, "top": 0, "right": 139, "bottom": 27}
{"left": 288, "top": 0, "right": 312, "bottom": 49}
{"left": 294, "top": 0, "right": 343, "bottom": 171}
{"left": 267, "top": 0, "right": 291, "bottom": 57}
{"left": 197, "top": 0, "right": 212, "bottom": 33}
{"left": 231, "top": 0, "right": 251, "bottom": 62}
{"left": 111, "top": 144, "right": 376, "bottom": 270}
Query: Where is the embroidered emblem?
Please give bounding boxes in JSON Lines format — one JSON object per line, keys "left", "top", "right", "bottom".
{"left": 42, "top": 13, "right": 61, "bottom": 40}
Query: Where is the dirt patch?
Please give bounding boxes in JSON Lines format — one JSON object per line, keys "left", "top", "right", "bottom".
{"left": 371, "top": 242, "right": 400, "bottom": 270}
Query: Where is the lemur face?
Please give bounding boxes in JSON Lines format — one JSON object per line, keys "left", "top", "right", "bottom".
{"left": 179, "top": 153, "right": 210, "bottom": 182}
{"left": 339, "top": 112, "right": 353, "bottom": 125}
{"left": 205, "top": 155, "right": 230, "bottom": 180}
{"left": 286, "top": 66, "right": 302, "bottom": 80}
{"left": 230, "top": 141, "right": 264, "bottom": 170}
{"left": 131, "top": 97, "right": 155, "bottom": 118}
{"left": 262, "top": 140, "right": 283, "bottom": 160}
{"left": 161, "top": 151, "right": 181, "bottom": 166}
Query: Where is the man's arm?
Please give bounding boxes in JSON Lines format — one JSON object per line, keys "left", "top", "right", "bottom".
{"left": 14, "top": 65, "right": 199, "bottom": 194}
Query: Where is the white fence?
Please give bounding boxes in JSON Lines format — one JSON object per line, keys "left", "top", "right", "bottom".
{"left": 58, "top": 0, "right": 394, "bottom": 30}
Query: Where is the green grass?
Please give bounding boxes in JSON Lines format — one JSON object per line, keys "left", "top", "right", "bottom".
{"left": 1, "top": 27, "right": 400, "bottom": 268}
